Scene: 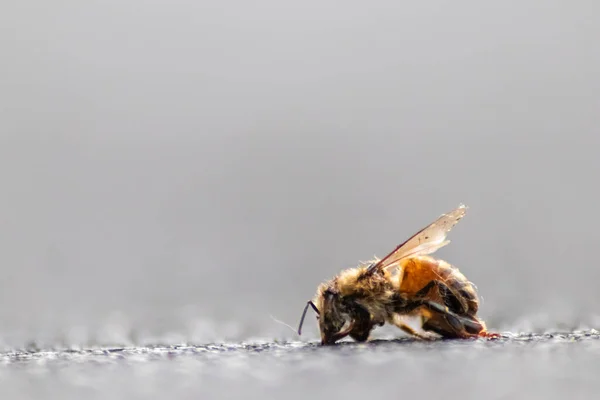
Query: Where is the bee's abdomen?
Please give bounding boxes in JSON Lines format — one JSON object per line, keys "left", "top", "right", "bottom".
{"left": 435, "top": 260, "right": 480, "bottom": 316}
{"left": 400, "top": 256, "right": 480, "bottom": 316}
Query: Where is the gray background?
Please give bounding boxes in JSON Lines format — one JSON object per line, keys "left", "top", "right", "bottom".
{"left": 1, "top": 0, "right": 599, "bottom": 350}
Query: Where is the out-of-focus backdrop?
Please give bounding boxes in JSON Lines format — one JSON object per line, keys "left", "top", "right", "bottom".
{"left": 1, "top": 1, "right": 599, "bottom": 350}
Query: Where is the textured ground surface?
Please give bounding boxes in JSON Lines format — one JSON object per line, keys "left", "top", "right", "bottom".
{"left": 2, "top": 330, "right": 599, "bottom": 400}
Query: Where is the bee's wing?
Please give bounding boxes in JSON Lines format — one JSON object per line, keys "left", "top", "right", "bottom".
{"left": 367, "top": 204, "right": 468, "bottom": 274}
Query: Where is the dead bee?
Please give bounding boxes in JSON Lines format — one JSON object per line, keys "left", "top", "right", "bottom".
{"left": 297, "top": 204, "right": 499, "bottom": 345}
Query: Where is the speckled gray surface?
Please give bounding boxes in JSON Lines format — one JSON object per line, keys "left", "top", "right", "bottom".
{"left": 2, "top": 331, "right": 599, "bottom": 400}
{"left": 3, "top": 1, "right": 600, "bottom": 399}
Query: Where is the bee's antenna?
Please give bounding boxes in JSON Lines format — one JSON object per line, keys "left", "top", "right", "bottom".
{"left": 297, "top": 300, "right": 319, "bottom": 335}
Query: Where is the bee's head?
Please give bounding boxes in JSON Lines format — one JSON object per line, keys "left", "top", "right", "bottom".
{"left": 317, "top": 287, "right": 351, "bottom": 345}
{"left": 297, "top": 282, "right": 355, "bottom": 345}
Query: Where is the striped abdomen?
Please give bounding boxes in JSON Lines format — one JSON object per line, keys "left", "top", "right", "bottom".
{"left": 398, "top": 255, "right": 479, "bottom": 317}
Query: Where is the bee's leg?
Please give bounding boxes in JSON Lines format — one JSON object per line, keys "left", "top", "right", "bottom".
{"left": 325, "top": 322, "right": 355, "bottom": 344}
{"left": 398, "top": 294, "right": 465, "bottom": 323}
{"left": 415, "top": 284, "right": 500, "bottom": 338}
{"left": 348, "top": 316, "right": 373, "bottom": 342}
{"left": 346, "top": 301, "right": 374, "bottom": 342}
{"left": 419, "top": 300, "right": 486, "bottom": 338}
{"left": 394, "top": 320, "right": 434, "bottom": 340}
{"left": 421, "top": 313, "right": 466, "bottom": 339}
{"left": 349, "top": 325, "right": 373, "bottom": 342}
{"left": 415, "top": 280, "right": 467, "bottom": 314}
{"left": 424, "top": 300, "right": 500, "bottom": 338}
{"left": 392, "top": 301, "right": 468, "bottom": 339}
{"left": 420, "top": 300, "right": 479, "bottom": 329}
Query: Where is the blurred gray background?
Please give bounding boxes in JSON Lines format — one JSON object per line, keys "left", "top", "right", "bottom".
{"left": 1, "top": 0, "right": 599, "bottom": 350}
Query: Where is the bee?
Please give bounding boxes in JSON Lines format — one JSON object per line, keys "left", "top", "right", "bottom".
{"left": 297, "top": 204, "right": 499, "bottom": 345}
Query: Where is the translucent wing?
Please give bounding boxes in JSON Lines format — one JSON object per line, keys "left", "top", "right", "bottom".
{"left": 366, "top": 204, "right": 468, "bottom": 274}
